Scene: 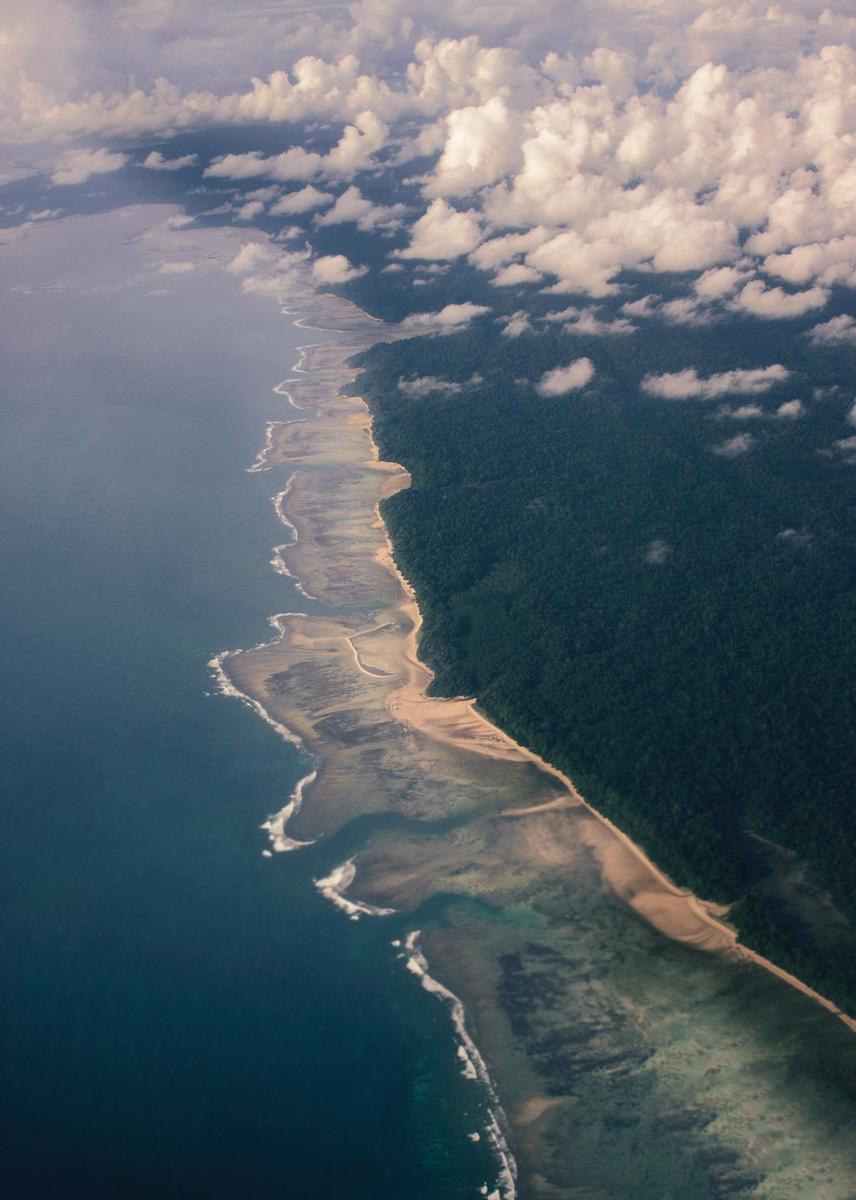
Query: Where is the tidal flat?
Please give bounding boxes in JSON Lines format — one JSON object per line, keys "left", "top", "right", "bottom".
{"left": 221, "top": 290, "right": 856, "bottom": 1199}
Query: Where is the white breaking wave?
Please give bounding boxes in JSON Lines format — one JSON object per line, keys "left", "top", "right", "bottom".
{"left": 260, "top": 768, "right": 317, "bottom": 853}
{"left": 270, "top": 544, "right": 318, "bottom": 600}
{"left": 273, "top": 379, "right": 309, "bottom": 413}
{"left": 269, "top": 476, "right": 320, "bottom": 599}
{"left": 314, "top": 858, "right": 397, "bottom": 921}
{"left": 207, "top": 640, "right": 317, "bottom": 854}
{"left": 213, "top": 291, "right": 395, "bottom": 859}
{"left": 247, "top": 420, "right": 277, "bottom": 473}
{"left": 208, "top": 646, "right": 301, "bottom": 747}
{"left": 273, "top": 477, "right": 299, "bottom": 545}
{"left": 400, "top": 931, "right": 518, "bottom": 1200}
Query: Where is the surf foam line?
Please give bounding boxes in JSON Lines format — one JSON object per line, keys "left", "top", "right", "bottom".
{"left": 270, "top": 544, "right": 318, "bottom": 600}
{"left": 261, "top": 769, "right": 317, "bottom": 854}
{"left": 272, "top": 381, "right": 311, "bottom": 414}
{"left": 247, "top": 421, "right": 279, "bottom": 473}
{"left": 314, "top": 859, "right": 397, "bottom": 921}
{"left": 208, "top": 637, "right": 317, "bottom": 855}
{"left": 273, "top": 476, "right": 299, "bottom": 544}
{"left": 399, "top": 931, "right": 518, "bottom": 1200}
{"left": 269, "top": 476, "right": 320, "bottom": 600}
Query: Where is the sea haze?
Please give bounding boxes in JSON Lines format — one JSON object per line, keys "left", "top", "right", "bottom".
{"left": 0, "top": 204, "right": 493, "bottom": 1198}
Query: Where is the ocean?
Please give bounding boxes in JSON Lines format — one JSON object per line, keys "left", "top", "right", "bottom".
{"left": 0, "top": 206, "right": 494, "bottom": 1198}
{"left": 4, "top": 197, "right": 856, "bottom": 1200}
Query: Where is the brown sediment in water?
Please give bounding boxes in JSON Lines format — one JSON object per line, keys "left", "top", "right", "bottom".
{"left": 219, "top": 291, "right": 856, "bottom": 1197}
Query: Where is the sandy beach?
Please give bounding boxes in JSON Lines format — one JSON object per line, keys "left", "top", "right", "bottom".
{"left": 215, "top": 289, "right": 856, "bottom": 1197}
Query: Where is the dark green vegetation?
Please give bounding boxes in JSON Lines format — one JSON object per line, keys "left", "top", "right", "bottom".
{"left": 340, "top": 276, "right": 856, "bottom": 1013}
{"left": 203, "top": 129, "right": 856, "bottom": 1012}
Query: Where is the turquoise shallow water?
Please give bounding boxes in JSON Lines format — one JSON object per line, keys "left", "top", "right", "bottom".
{"left": 0, "top": 206, "right": 493, "bottom": 1198}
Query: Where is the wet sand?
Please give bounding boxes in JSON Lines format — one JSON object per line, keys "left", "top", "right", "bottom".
{"left": 217, "top": 290, "right": 856, "bottom": 1198}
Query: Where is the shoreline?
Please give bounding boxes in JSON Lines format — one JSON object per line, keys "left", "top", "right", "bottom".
{"left": 224, "top": 281, "right": 856, "bottom": 1029}
{"left": 364, "top": 408, "right": 856, "bottom": 1035}
{"left": 211, "top": 283, "right": 856, "bottom": 1198}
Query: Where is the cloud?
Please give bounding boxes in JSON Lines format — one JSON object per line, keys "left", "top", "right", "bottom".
{"left": 397, "top": 198, "right": 482, "bottom": 260}
{"left": 732, "top": 280, "right": 828, "bottom": 320}
{"left": 51, "top": 147, "right": 128, "bottom": 185}
{"left": 11, "top": 0, "right": 849, "bottom": 153}
{"left": 777, "top": 527, "right": 813, "bottom": 547}
{"left": 657, "top": 297, "right": 708, "bottom": 326}
{"left": 223, "top": 240, "right": 311, "bottom": 294}
{"left": 205, "top": 110, "right": 388, "bottom": 184}
{"left": 712, "top": 433, "right": 755, "bottom": 457}
{"left": 323, "top": 110, "right": 388, "bottom": 176}
{"left": 425, "top": 96, "right": 522, "bottom": 197}
{"left": 468, "top": 228, "right": 549, "bottom": 272}
{"left": 763, "top": 237, "right": 856, "bottom": 289}
{"left": 808, "top": 315, "right": 856, "bottom": 346}
{"left": 243, "top": 185, "right": 279, "bottom": 202}
{"left": 225, "top": 242, "right": 275, "bottom": 274}
{"left": 269, "top": 185, "right": 333, "bottom": 216}
{"left": 397, "top": 372, "right": 481, "bottom": 397}
{"left": 832, "top": 435, "right": 856, "bottom": 464}
{"left": 536, "top": 357, "right": 594, "bottom": 396}
{"left": 645, "top": 539, "right": 672, "bottom": 565}
{"left": 311, "top": 253, "right": 367, "bottom": 284}
{"left": 622, "top": 295, "right": 660, "bottom": 318}
{"left": 158, "top": 260, "right": 196, "bottom": 274}
{"left": 641, "top": 364, "right": 790, "bottom": 400}
{"left": 398, "top": 375, "right": 462, "bottom": 397}
{"left": 720, "top": 399, "right": 806, "bottom": 420}
{"left": 693, "top": 265, "right": 749, "bottom": 300}
{"left": 491, "top": 262, "right": 543, "bottom": 286}
{"left": 8, "top": 2, "right": 856, "bottom": 328}
{"left": 499, "top": 311, "right": 532, "bottom": 338}
{"left": 206, "top": 146, "right": 322, "bottom": 183}
{"left": 544, "top": 305, "right": 636, "bottom": 336}
{"left": 724, "top": 404, "right": 764, "bottom": 420}
{"left": 401, "top": 301, "right": 490, "bottom": 333}
{"left": 142, "top": 150, "right": 197, "bottom": 170}
{"left": 776, "top": 399, "right": 804, "bottom": 419}
{"left": 314, "top": 185, "right": 405, "bottom": 231}
{"left": 235, "top": 200, "right": 265, "bottom": 221}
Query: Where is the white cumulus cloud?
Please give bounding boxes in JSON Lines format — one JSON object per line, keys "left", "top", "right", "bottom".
{"left": 499, "top": 311, "right": 532, "bottom": 338}
{"left": 269, "top": 186, "right": 333, "bottom": 216}
{"left": 733, "top": 280, "right": 829, "bottom": 320}
{"left": 712, "top": 433, "right": 755, "bottom": 457}
{"left": 401, "top": 302, "right": 490, "bottom": 333}
{"left": 642, "top": 365, "right": 790, "bottom": 400}
{"left": 314, "top": 185, "right": 405, "bottom": 231}
{"left": 397, "top": 198, "right": 482, "bottom": 260}
{"left": 808, "top": 315, "right": 856, "bottom": 346}
{"left": 142, "top": 150, "right": 197, "bottom": 170}
{"left": 312, "top": 253, "right": 367, "bottom": 284}
{"left": 51, "top": 147, "right": 128, "bottom": 185}
{"left": 536, "top": 358, "right": 595, "bottom": 396}
{"left": 397, "top": 372, "right": 481, "bottom": 397}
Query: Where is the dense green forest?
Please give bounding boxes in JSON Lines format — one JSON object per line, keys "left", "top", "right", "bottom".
{"left": 275, "top": 166, "right": 856, "bottom": 1011}
{"left": 340, "top": 280, "right": 856, "bottom": 1013}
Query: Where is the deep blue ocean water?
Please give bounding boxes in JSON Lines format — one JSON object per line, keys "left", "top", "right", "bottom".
{"left": 0, "top": 205, "right": 492, "bottom": 1198}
